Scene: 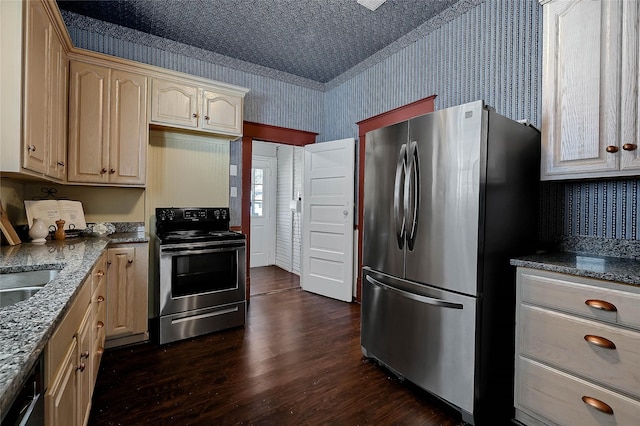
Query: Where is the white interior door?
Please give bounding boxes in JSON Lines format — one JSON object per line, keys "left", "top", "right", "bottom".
{"left": 250, "top": 156, "right": 276, "bottom": 267}
{"left": 301, "top": 138, "right": 355, "bottom": 302}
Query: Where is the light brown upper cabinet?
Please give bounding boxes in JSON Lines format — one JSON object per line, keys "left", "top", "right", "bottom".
{"left": 21, "top": 0, "right": 68, "bottom": 180}
{"left": 150, "top": 78, "right": 244, "bottom": 137}
{"left": 68, "top": 60, "right": 148, "bottom": 186}
{"left": 540, "top": 0, "right": 640, "bottom": 180}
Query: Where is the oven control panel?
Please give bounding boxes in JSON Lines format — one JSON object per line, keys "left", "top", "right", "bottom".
{"left": 156, "top": 207, "right": 229, "bottom": 223}
{"left": 184, "top": 210, "right": 207, "bottom": 220}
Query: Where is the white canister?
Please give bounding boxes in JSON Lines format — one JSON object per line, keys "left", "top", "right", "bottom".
{"left": 28, "top": 218, "right": 49, "bottom": 243}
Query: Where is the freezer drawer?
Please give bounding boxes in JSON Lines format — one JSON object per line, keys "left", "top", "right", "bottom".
{"left": 360, "top": 269, "right": 477, "bottom": 415}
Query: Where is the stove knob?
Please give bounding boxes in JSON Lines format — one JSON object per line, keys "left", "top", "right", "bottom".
{"left": 158, "top": 210, "right": 166, "bottom": 221}
{"left": 168, "top": 210, "right": 176, "bottom": 220}
{"left": 221, "top": 210, "right": 227, "bottom": 219}
{"left": 214, "top": 210, "right": 220, "bottom": 219}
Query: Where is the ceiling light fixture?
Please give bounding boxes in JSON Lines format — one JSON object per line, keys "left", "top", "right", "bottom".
{"left": 356, "top": 0, "right": 387, "bottom": 12}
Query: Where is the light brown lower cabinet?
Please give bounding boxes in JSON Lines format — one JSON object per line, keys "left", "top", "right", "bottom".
{"left": 105, "top": 243, "right": 149, "bottom": 348}
{"left": 45, "top": 252, "right": 107, "bottom": 426}
{"left": 514, "top": 268, "right": 640, "bottom": 426}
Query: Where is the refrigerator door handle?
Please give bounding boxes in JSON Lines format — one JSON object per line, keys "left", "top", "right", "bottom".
{"left": 405, "top": 141, "right": 420, "bottom": 250}
{"left": 366, "top": 275, "right": 463, "bottom": 309}
{"left": 393, "top": 143, "right": 407, "bottom": 249}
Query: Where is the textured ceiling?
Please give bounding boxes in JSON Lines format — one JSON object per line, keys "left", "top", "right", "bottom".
{"left": 56, "top": 0, "right": 460, "bottom": 83}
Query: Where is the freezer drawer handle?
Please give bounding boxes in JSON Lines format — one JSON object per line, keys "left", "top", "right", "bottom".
{"left": 366, "top": 275, "right": 463, "bottom": 309}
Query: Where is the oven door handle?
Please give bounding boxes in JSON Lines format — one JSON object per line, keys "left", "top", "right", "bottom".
{"left": 161, "top": 243, "right": 245, "bottom": 255}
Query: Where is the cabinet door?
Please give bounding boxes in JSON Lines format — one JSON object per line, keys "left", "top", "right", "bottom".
{"left": 109, "top": 70, "right": 147, "bottom": 185}
{"left": 201, "top": 90, "right": 242, "bottom": 136}
{"left": 106, "top": 244, "right": 148, "bottom": 347}
{"left": 22, "top": 0, "right": 50, "bottom": 174}
{"left": 46, "top": 31, "right": 68, "bottom": 180}
{"left": 68, "top": 61, "right": 110, "bottom": 183}
{"left": 45, "top": 338, "right": 78, "bottom": 426}
{"left": 541, "top": 0, "right": 622, "bottom": 178}
{"left": 621, "top": 1, "right": 640, "bottom": 171}
{"left": 150, "top": 78, "right": 199, "bottom": 128}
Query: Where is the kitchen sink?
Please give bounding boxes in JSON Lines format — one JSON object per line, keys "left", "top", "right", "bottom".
{"left": 0, "top": 269, "right": 60, "bottom": 308}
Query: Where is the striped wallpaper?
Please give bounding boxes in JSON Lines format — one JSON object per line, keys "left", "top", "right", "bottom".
{"left": 323, "top": 0, "right": 541, "bottom": 141}
{"left": 61, "top": 0, "right": 639, "bottom": 243}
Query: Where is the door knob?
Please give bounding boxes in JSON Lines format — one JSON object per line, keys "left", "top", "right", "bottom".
{"left": 605, "top": 145, "right": 619, "bottom": 153}
{"left": 623, "top": 143, "right": 637, "bottom": 151}
{"left": 343, "top": 210, "right": 348, "bottom": 216}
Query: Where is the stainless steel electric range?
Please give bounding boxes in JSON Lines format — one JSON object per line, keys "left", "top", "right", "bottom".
{"left": 154, "top": 207, "right": 246, "bottom": 345}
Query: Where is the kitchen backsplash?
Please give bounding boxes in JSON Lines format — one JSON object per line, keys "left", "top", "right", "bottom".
{"left": 540, "top": 178, "right": 640, "bottom": 243}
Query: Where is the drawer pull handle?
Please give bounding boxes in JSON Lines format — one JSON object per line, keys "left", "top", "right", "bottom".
{"left": 584, "top": 334, "right": 616, "bottom": 350}
{"left": 585, "top": 299, "right": 617, "bottom": 312}
{"left": 582, "top": 396, "right": 613, "bottom": 415}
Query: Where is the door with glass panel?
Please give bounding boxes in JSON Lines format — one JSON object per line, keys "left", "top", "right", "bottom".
{"left": 250, "top": 157, "right": 277, "bottom": 267}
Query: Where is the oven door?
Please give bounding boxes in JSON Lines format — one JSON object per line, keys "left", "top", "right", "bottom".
{"left": 159, "top": 240, "right": 246, "bottom": 316}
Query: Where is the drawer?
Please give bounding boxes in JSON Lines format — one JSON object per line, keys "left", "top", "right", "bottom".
{"left": 519, "top": 269, "right": 640, "bottom": 331}
{"left": 516, "top": 356, "right": 640, "bottom": 426}
{"left": 519, "top": 304, "right": 640, "bottom": 399}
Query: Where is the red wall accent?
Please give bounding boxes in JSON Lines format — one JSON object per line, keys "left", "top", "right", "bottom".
{"left": 354, "top": 95, "right": 436, "bottom": 302}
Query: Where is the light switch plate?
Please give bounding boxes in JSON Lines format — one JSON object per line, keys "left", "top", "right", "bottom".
{"left": 230, "top": 187, "right": 237, "bottom": 197}
{"left": 230, "top": 165, "right": 237, "bottom": 176}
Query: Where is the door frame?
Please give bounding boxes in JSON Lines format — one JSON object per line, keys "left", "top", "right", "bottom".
{"left": 242, "top": 122, "right": 317, "bottom": 301}
{"left": 355, "top": 95, "right": 436, "bottom": 301}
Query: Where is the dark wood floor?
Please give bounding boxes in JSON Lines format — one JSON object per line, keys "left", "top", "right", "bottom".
{"left": 249, "top": 265, "right": 300, "bottom": 296}
{"left": 89, "top": 284, "right": 466, "bottom": 424}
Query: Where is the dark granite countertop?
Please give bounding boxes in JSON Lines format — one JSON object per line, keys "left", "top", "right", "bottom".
{"left": 0, "top": 232, "right": 148, "bottom": 418}
{"left": 511, "top": 251, "right": 640, "bottom": 287}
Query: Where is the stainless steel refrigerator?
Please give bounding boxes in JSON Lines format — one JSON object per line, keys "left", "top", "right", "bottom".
{"left": 361, "top": 100, "right": 540, "bottom": 425}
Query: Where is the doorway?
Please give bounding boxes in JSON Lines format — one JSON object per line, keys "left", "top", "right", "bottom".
{"left": 241, "top": 122, "right": 317, "bottom": 300}
{"left": 249, "top": 141, "right": 304, "bottom": 296}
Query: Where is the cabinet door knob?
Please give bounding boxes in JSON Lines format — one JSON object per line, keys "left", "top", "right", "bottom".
{"left": 80, "top": 350, "right": 90, "bottom": 359}
{"left": 128, "top": 259, "right": 134, "bottom": 264}
{"left": 581, "top": 396, "right": 613, "bottom": 415}
{"left": 96, "top": 270, "right": 105, "bottom": 277}
{"left": 101, "top": 168, "right": 107, "bottom": 174}
{"left": 192, "top": 113, "right": 198, "bottom": 118}
{"left": 28, "top": 145, "right": 36, "bottom": 152}
{"left": 57, "top": 161, "right": 65, "bottom": 166}
{"left": 584, "top": 334, "right": 616, "bottom": 350}
{"left": 97, "top": 321, "right": 104, "bottom": 329}
{"left": 605, "top": 145, "right": 619, "bottom": 153}
{"left": 204, "top": 115, "right": 210, "bottom": 121}
{"left": 76, "top": 362, "right": 86, "bottom": 372}
{"left": 109, "top": 168, "right": 115, "bottom": 174}
{"left": 622, "top": 143, "right": 638, "bottom": 151}
{"left": 585, "top": 299, "right": 617, "bottom": 312}
{"left": 96, "top": 295, "right": 105, "bottom": 303}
